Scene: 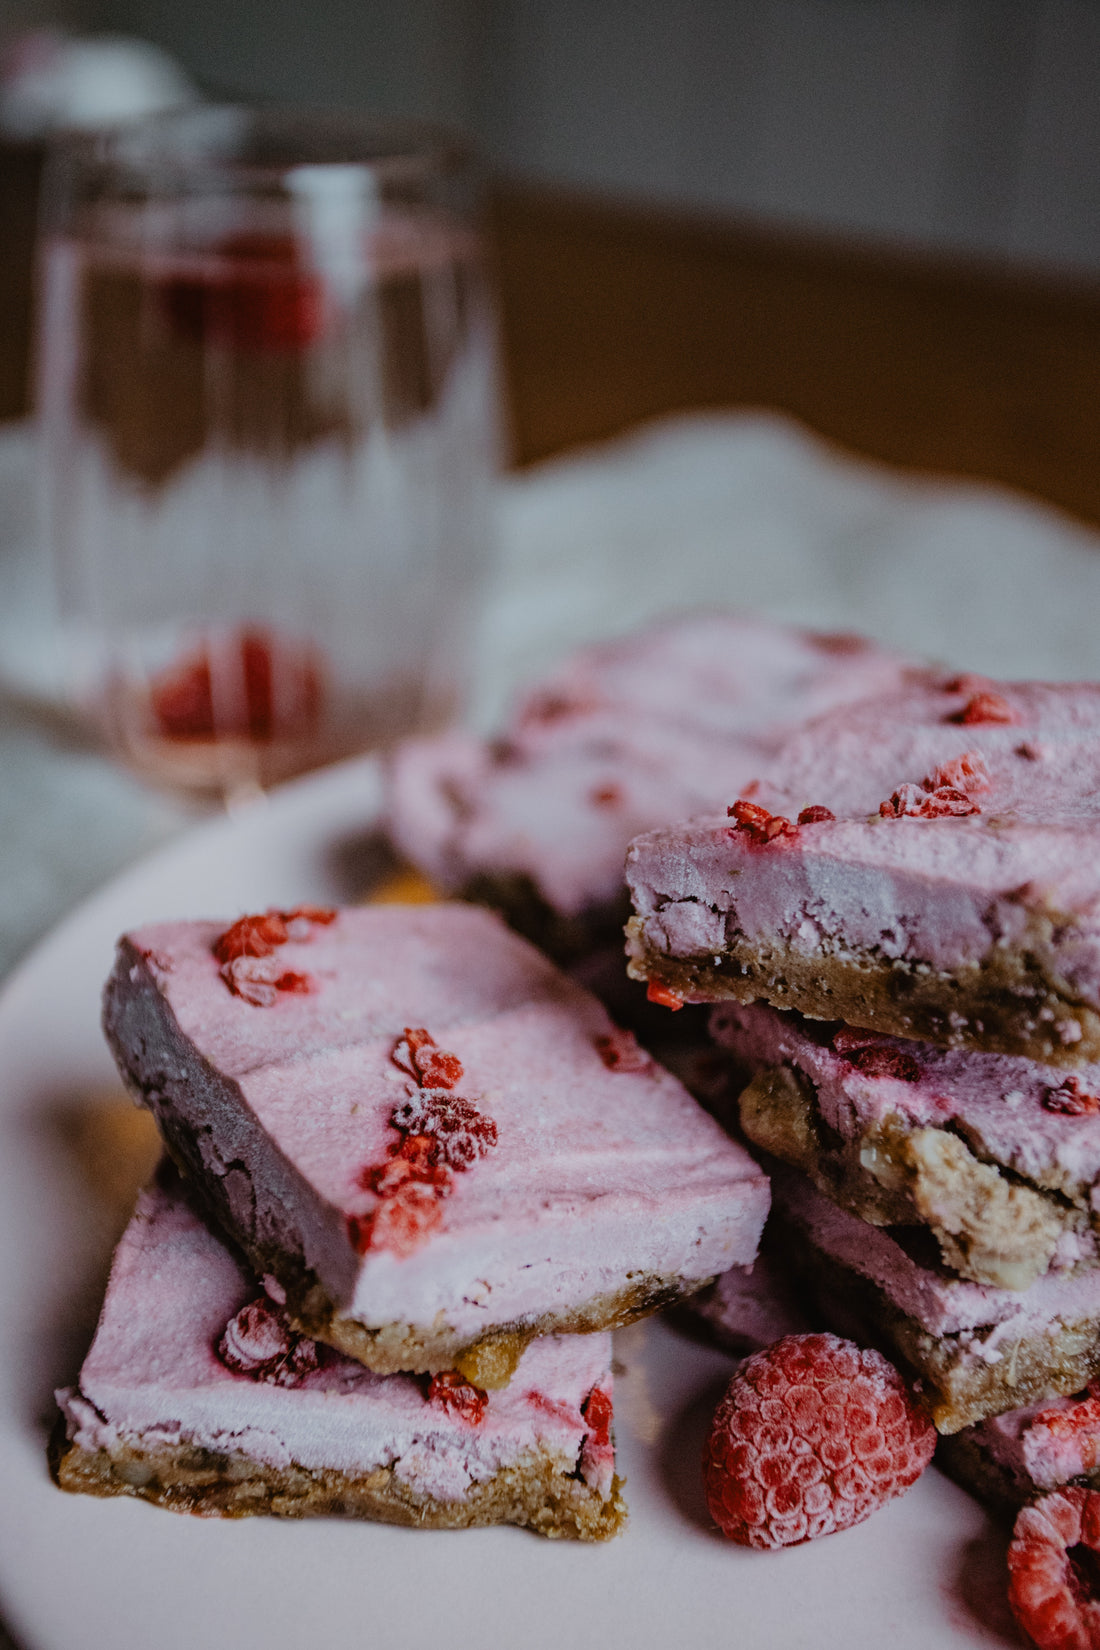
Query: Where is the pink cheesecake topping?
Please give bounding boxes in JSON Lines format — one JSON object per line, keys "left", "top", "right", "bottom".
{"left": 57, "top": 1178, "right": 623, "bottom": 1505}
{"left": 385, "top": 613, "right": 915, "bottom": 923}
{"left": 627, "top": 676, "right": 1100, "bottom": 1012}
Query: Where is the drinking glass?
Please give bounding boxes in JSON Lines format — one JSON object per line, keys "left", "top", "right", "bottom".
{"left": 35, "top": 107, "right": 498, "bottom": 800}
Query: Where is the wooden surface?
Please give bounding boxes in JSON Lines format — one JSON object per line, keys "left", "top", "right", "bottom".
{"left": 490, "top": 185, "right": 1100, "bottom": 526}
{"left": 4, "top": 159, "right": 1100, "bottom": 525}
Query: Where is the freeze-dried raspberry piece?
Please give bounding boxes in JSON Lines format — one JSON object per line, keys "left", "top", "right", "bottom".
{"left": 703, "top": 1332, "right": 934, "bottom": 1549}
{"left": 646, "top": 979, "right": 684, "bottom": 1011}
{"left": 951, "top": 691, "right": 1021, "bottom": 726}
{"left": 348, "top": 1179, "right": 445, "bottom": 1258}
{"left": 217, "top": 1296, "right": 320, "bottom": 1386}
{"left": 880, "top": 782, "right": 980, "bottom": 819}
{"left": 1043, "top": 1077, "right": 1100, "bottom": 1117}
{"left": 214, "top": 911, "right": 288, "bottom": 963}
{"left": 919, "top": 785, "right": 981, "bottom": 817}
{"left": 392, "top": 1090, "right": 498, "bottom": 1169}
{"left": 879, "top": 782, "right": 924, "bottom": 817}
{"left": 594, "top": 1028, "right": 653, "bottom": 1073}
{"left": 925, "top": 751, "right": 991, "bottom": 796}
{"left": 365, "top": 1151, "right": 452, "bottom": 1198}
{"left": 797, "top": 806, "right": 836, "bottom": 825}
{"left": 582, "top": 1385, "right": 614, "bottom": 1449}
{"left": 220, "top": 954, "right": 313, "bottom": 1006}
{"left": 728, "top": 799, "right": 797, "bottom": 843}
{"left": 1008, "top": 1487, "right": 1100, "bottom": 1650}
{"left": 391, "top": 1027, "right": 464, "bottom": 1090}
{"left": 427, "top": 1370, "right": 488, "bottom": 1425}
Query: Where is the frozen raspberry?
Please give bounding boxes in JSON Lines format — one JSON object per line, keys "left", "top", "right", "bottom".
{"left": 925, "top": 751, "right": 991, "bottom": 796}
{"left": 1043, "top": 1077, "right": 1100, "bottom": 1117}
{"left": 1007, "top": 1487, "right": 1100, "bottom": 1650}
{"left": 217, "top": 1296, "right": 320, "bottom": 1386}
{"left": 427, "top": 1370, "right": 488, "bottom": 1425}
{"left": 391, "top": 1028, "right": 464, "bottom": 1090}
{"left": 594, "top": 1028, "right": 653, "bottom": 1073}
{"left": 220, "top": 954, "right": 312, "bottom": 1006}
{"left": 646, "top": 979, "right": 684, "bottom": 1011}
{"left": 797, "top": 806, "right": 836, "bottom": 825}
{"left": 950, "top": 691, "right": 1021, "bottom": 726}
{"left": 703, "top": 1332, "right": 935, "bottom": 1549}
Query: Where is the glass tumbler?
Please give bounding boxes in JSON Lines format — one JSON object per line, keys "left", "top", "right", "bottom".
{"left": 35, "top": 107, "right": 499, "bottom": 800}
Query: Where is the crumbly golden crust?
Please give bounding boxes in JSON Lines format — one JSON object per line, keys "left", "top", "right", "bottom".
{"left": 783, "top": 1226, "right": 1100, "bottom": 1435}
{"left": 50, "top": 1422, "right": 627, "bottom": 1539}
{"left": 155, "top": 1111, "right": 703, "bottom": 1388}
{"left": 738, "top": 1065, "right": 1079, "bottom": 1291}
{"left": 626, "top": 916, "right": 1100, "bottom": 1068}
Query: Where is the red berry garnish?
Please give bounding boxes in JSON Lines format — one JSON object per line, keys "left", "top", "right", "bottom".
{"left": 1008, "top": 1487, "right": 1100, "bottom": 1650}
{"left": 950, "top": 691, "right": 1021, "bottom": 726}
{"left": 925, "top": 751, "right": 991, "bottom": 795}
{"left": 427, "top": 1370, "right": 488, "bottom": 1426}
{"left": 728, "top": 799, "right": 797, "bottom": 844}
{"left": 213, "top": 905, "right": 334, "bottom": 1002}
{"left": 703, "top": 1333, "right": 935, "bottom": 1549}
{"left": 158, "top": 231, "right": 324, "bottom": 354}
{"left": 646, "top": 979, "right": 684, "bottom": 1012}
{"left": 214, "top": 911, "right": 288, "bottom": 963}
{"left": 392, "top": 1028, "right": 464, "bottom": 1089}
{"left": 1043, "top": 1076, "right": 1100, "bottom": 1117}
{"left": 217, "top": 1295, "right": 320, "bottom": 1386}
{"left": 352, "top": 1027, "right": 498, "bottom": 1257}
{"left": 582, "top": 1385, "right": 614, "bottom": 1449}
{"left": 879, "top": 782, "right": 980, "bottom": 819}
{"left": 151, "top": 627, "right": 323, "bottom": 743}
{"left": 797, "top": 806, "right": 836, "bottom": 825}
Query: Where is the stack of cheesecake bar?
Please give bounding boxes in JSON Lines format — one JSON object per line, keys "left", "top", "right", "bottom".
{"left": 53, "top": 901, "right": 770, "bottom": 1537}
{"left": 624, "top": 669, "right": 1100, "bottom": 1511}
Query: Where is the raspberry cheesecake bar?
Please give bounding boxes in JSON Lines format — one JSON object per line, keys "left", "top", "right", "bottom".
{"left": 386, "top": 614, "right": 914, "bottom": 962}
{"left": 627, "top": 675, "right": 1100, "bottom": 1065}
{"left": 54, "top": 1173, "right": 625, "bottom": 1538}
{"left": 103, "top": 903, "right": 768, "bottom": 1387}
{"left": 772, "top": 1164, "right": 1100, "bottom": 1433}
{"left": 941, "top": 1383, "right": 1100, "bottom": 1517}
{"left": 711, "top": 1001, "right": 1100, "bottom": 1291}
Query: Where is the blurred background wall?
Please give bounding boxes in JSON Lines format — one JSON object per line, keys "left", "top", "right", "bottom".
{"left": 39, "top": 0, "right": 1100, "bottom": 279}
{"left": 4, "top": 0, "right": 1100, "bottom": 515}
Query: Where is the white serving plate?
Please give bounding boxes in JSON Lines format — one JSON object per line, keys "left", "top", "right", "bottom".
{"left": 0, "top": 756, "right": 1023, "bottom": 1650}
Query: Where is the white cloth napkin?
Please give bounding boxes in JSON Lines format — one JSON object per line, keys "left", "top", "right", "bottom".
{"left": 3, "top": 408, "right": 1100, "bottom": 975}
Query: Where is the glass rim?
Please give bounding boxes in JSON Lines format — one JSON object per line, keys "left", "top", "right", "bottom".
{"left": 46, "top": 104, "right": 477, "bottom": 196}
